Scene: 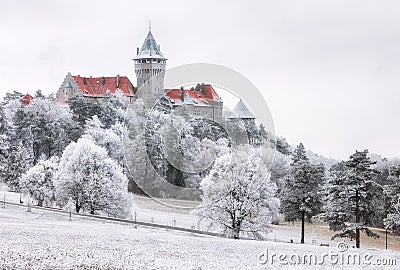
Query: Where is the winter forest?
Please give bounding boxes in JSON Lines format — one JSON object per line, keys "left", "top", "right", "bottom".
{"left": 1, "top": 89, "right": 400, "bottom": 247}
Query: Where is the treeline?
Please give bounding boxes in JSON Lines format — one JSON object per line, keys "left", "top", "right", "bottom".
{"left": 0, "top": 90, "right": 398, "bottom": 245}
{"left": 273, "top": 142, "right": 400, "bottom": 248}
{"left": 0, "top": 91, "right": 131, "bottom": 217}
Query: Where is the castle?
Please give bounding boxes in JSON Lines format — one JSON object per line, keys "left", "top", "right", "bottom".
{"left": 57, "top": 28, "right": 228, "bottom": 122}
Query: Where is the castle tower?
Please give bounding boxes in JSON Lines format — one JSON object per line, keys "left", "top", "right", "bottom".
{"left": 133, "top": 26, "right": 166, "bottom": 107}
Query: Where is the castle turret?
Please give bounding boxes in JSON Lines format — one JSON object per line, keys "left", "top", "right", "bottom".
{"left": 133, "top": 26, "right": 166, "bottom": 107}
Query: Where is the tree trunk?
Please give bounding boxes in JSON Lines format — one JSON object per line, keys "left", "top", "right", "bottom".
{"left": 301, "top": 210, "right": 305, "bottom": 244}
{"left": 233, "top": 221, "right": 241, "bottom": 239}
{"left": 75, "top": 202, "right": 81, "bottom": 213}
{"left": 233, "top": 227, "right": 240, "bottom": 239}
{"left": 355, "top": 189, "right": 360, "bottom": 248}
{"left": 232, "top": 217, "right": 240, "bottom": 239}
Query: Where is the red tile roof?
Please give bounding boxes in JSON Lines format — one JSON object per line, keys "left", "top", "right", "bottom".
{"left": 202, "top": 84, "right": 220, "bottom": 100}
{"left": 165, "top": 84, "right": 220, "bottom": 106}
{"left": 72, "top": 76, "right": 135, "bottom": 96}
{"left": 22, "top": 93, "right": 33, "bottom": 106}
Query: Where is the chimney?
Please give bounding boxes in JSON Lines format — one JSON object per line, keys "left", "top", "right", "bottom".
{"left": 116, "top": 74, "right": 120, "bottom": 88}
{"left": 83, "top": 77, "right": 87, "bottom": 85}
{"left": 137, "top": 47, "right": 139, "bottom": 55}
{"left": 201, "top": 83, "right": 205, "bottom": 95}
{"left": 102, "top": 76, "right": 106, "bottom": 86}
{"left": 181, "top": 86, "right": 184, "bottom": 101}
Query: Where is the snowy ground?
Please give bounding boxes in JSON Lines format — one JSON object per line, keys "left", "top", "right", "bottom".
{"left": 1, "top": 192, "right": 400, "bottom": 269}
{"left": 3, "top": 191, "right": 400, "bottom": 248}
{"left": 1, "top": 204, "right": 399, "bottom": 269}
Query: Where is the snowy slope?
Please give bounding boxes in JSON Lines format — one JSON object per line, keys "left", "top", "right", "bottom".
{"left": 4, "top": 191, "right": 400, "bottom": 249}
{"left": 0, "top": 204, "right": 399, "bottom": 269}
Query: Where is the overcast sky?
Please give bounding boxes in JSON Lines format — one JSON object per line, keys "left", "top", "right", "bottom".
{"left": 1, "top": 0, "right": 399, "bottom": 160}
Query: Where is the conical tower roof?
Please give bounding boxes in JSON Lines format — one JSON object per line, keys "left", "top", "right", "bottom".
{"left": 134, "top": 30, "right": 165, "bottom": 59}
{"left": 228, "top": 99, "right": 255, "bottom": 119}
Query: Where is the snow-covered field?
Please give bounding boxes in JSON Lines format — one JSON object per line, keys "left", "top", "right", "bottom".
{"left": 1, "top": 197, "right": 399, "bottom": 269}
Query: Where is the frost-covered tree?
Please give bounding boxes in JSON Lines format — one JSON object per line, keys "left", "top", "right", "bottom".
{"left": 161, "top": 112, "right": 186, "bottom": 187}
{"left": 181, "top": 116, "right": 228, "bottom": 143}
{"left": 1, "top": 96, "right": 80, "bottom": 190}
{"left": 1, "top": 99, "right": 24, "bottom": 189}
{"left": 243, "top": 121, "right": 263, "bottom": 146}
{"left": 3, "top": 91, "right": 24, "bottom": 102}
{"left": 0, "top": 106, "right": 10, "bottom": 174}
{"left": 2, "top": 98, "right": 22, "bottom": 143}
{"left": 34, "top": 89, "right": 45, "bottom": 98}
{"left": 97, "top": 90, "right": 126, "bottom": 128}
{"left": 384, "top": 200, "right": 400, "bottom": 233}
{"left": 281, "top": 143, "right": 325, "bottom": 244}
{"left": 143, "top": 97, "right": 172, "bottom": 183}
{"left": 69, "top": 94, "right": 101, "bottom": 128}
{"left": 2, "top": 142, "right": 33, "bottom": 191}
{"left": 20, "top": 156, "right": 59, "bottom": 206}
{"left": 194, "top": 142, "right": 280, "bottom": 239}
{"left": 125, "top": 96, "right": 233, "bottom": 197}
{"left": 55, "top": 138, "right": 131, "bottom": 218}
{"left": 69, "top": 91, "right": 125, "bottom": 129}
{"left": 125, "top": 97, "right": 187, "bottom": 195}
{"left": 269, "top": 150, "right": 291, "bottom": 196}
{"left": 123, "top": 98, "right": 156, "bottom": 193}
{"left": 319, "top": 150, "right": 382, "bottom": 248}
{"left": 275, "top": 136, "right": 291, "bottom": 155}
{"left": 13, "top": 98, "right": 80, "bottom": 163}
{"left": 383, "top": 165, "right": 400, "bottom": 211}
{"left": 83, "top": 116, "right": 123, "bottom": 164}
{"left": 383, "top": 165, "right": 400, "bottom": 233}
{"left": 180, "top": 134, "right": 201, "bottom": 163}
{"left": 179, "top": 134, "right": 203, "bottom": 189}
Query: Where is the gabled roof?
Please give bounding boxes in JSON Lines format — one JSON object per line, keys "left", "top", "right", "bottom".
{"left": 72, "top": 75, "right": 135, "bottom": 96}
{"left": 228, "top": 99, "right": 255, "bottom": 119}
{"left": 134, "top": 30, "right": 165, "bottom": 60}
{"left": 22, "top": 93, "right": 33, "bottom": 106}
{"left": 165, "top": 84, "right": 221, "bottom": 107}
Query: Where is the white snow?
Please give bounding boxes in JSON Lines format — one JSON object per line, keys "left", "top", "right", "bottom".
{"left": 1, "top": 197, "right": 399, "bottom": 269}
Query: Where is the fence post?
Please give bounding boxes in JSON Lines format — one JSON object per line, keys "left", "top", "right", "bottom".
{"left": 27, "top": 194, "right": 31, "bottom": 212}
{"left": 68, "top": 197, "right": 72, "bottom": 221}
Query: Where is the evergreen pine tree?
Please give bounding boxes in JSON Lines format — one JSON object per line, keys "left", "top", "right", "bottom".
{"left": 69, "top": 94, "right": 101, "bottom": 128}
{"left": 320, "top": 150, "right": 383, "bottom": 248}
{"left": 281, "top": 143, "right": 325, "bottom": 244}
{"left": 0, "top": 106, "right": 10, "bottom": 176}
{"left": 2, "top": 143, "right": 31, "bottom": 191}
{"left": 383, "top": 165, "right": 400, "bottom": 233}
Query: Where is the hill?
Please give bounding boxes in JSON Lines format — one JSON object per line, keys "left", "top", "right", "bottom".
{"left": 1, "top": 196, "right": 399, "bottom": 269}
